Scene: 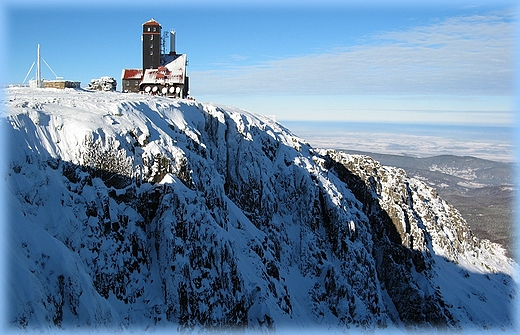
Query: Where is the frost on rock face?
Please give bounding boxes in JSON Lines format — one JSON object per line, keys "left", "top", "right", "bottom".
{"left": 3, "top": 87, "right": 517, "bottom": 333}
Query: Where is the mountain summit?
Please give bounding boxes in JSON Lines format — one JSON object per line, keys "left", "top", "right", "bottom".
{"left": 4, "top": 87, "right": 517, "bottom": 332}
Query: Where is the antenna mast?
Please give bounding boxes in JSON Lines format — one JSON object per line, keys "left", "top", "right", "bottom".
{"left": 36, "top": 44, "right": 42, "bottom": 88}
{"left": 161, "top": 31, "right": 167, "bottom": 56}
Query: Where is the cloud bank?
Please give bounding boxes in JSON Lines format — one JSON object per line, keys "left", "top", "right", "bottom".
{"left": 191, "top": 9, "right": 515, "bottom": 96}
{"left": 283, "top": 121, "right": 515, "bottom": 162}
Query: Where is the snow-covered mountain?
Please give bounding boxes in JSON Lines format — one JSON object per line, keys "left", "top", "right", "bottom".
{"left": 3, "top": 87, "right": 517, "bottom": 333}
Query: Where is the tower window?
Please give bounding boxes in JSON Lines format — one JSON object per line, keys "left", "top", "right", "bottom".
{"left": 150, "top": 35, "right": 153, "bottom": 40}
{"left": 147, "top": 27, "right": 150, "bottom": 32}
{"left": 150, "top": 51, "right": 153, "bottom": 55}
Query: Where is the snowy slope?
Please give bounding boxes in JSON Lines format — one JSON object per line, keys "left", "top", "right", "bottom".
{"left": 2, "top": 87, "right": 517, "bottom": 333}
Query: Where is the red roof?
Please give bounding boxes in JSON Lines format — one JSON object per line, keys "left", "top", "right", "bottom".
{"left": 143, "top": 19, "right": 161, "bottom": 27}
{"left": 121, "top": 69, "right": 143, "bottom": 80}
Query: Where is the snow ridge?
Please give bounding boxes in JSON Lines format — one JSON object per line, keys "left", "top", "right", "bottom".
{"left": 3, "top": 88, "right": 517, "bottom": 333}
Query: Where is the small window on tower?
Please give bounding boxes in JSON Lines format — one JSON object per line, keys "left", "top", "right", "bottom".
{"left": 150, "top": 51, "right": 153, "bottom": 55}
{"left": 153, "top": 27, "right": 156, "bottom": 32}
{"left": 147, "top": 27, "right": 151, "bottom": 32}
{"left": 150, "top": 35, "right": 154, "bottom": 40}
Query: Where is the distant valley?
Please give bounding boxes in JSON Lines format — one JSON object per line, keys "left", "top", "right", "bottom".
{"left": 344, "top": 151, "right": 515, "bottom": 257}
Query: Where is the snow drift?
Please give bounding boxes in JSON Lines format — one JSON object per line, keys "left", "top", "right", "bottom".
{"left": 2, "top": 87, "right": 517, "bottom": 333}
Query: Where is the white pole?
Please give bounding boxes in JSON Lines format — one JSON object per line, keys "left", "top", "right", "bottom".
{"left": 36, "top": 44, "right": 42, "bottom": 88}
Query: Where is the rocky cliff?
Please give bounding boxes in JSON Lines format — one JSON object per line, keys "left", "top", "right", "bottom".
{"left": 3, "top": 87, "right": 517, "bottom": 333}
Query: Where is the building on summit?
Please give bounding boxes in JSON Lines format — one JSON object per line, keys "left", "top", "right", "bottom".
{"left": 121, "top": 19, "right": 189, "bottom": 98}
{"left": 31, "top": 80, "right": 80, "bottom": 89}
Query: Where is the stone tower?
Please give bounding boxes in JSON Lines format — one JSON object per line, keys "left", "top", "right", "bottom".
{"left": 142, "top": 19, "right": 162, "bottom": 70}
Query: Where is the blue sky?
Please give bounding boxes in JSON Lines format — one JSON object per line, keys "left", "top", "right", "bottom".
{"left": 1, "top": 0, "right": 517, "bottom": 124}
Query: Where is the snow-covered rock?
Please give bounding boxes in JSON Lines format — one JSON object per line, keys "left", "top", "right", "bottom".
{"left": 2, "top": 87, "right": 517, "bottom": 333}
{"left": 87, "top": 76, "right": 117, "bottom": 92}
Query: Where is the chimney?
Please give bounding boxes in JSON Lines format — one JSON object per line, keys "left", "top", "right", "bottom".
{"left": 170, "top": 30, "right": 176, "bottom": 54}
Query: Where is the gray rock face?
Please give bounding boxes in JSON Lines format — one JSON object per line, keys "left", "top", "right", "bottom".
{"left": 4, "top": 88, "right": 516, "bottom": 332}
{"left": 343, "top": 150, "right": 515, "bottom": 256}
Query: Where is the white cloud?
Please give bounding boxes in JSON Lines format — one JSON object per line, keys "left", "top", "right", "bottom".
{"left": 190, "top": 9, "right": 515, "bottom": 96}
